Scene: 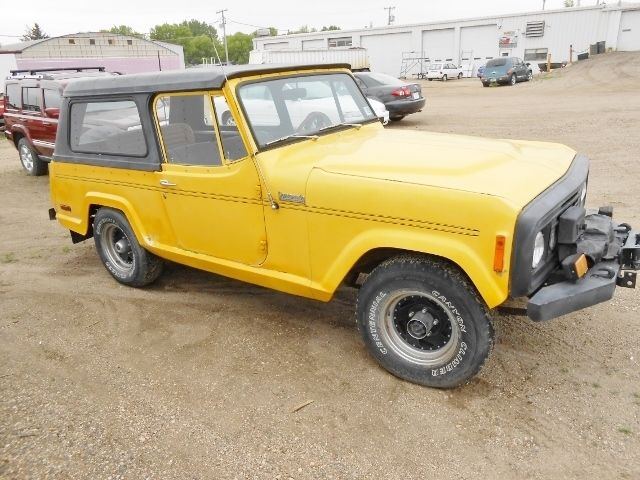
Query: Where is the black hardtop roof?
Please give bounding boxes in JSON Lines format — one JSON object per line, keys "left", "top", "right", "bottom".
{"left": 64, "top": 63, "right": 352, "bottom": 98}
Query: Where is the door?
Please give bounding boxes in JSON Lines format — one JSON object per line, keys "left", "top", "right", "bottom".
{"left": 40, "top": 88, "right": 61, "bottom": 155}
{"left": 21, "top": 87, "right": 48, "bottom": 155}
{"left": 154, "top": 91, "right": 267, "bottom": 266}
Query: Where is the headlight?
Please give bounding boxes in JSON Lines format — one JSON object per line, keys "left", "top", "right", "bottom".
{"left": 532, "top": 231, "right": 545, "bottom": 268}
{"left": 579, "top": 184, "right": 587, "bottom": 205}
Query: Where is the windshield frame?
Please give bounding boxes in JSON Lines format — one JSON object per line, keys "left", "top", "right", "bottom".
{"left": 235, "top": 72, "right": 379, "bottom": 152}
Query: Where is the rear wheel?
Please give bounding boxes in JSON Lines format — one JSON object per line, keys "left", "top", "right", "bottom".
{"left": 356, "top": 256, "right": 494, "bottom": 388}
{"left": 18, "top": 138, "right": 48, "bottom": 176}
{"left": 221, "top": 111, "right": 236, "bottom": 127}
{"left": 93, "top": 208, "right": 164, "bottom": 287}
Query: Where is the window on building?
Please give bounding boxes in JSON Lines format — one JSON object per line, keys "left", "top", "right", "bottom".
{"left": 108, "top": 39, "right": 114, "bottom": 45}
{"left": 70, "top": 100, "right": 146, "bottom": 156}
{"left": 89, "top": 39, "right": 96, "bottom": 45}
{"left": 5, "top": 84, "right": 21, "bottom": 109}
{"left": 22, "top": 88, "right": 42, "bottom": 112}
{"left": 155, "top": 93, "right": 222, "bottom": 166}
{"left": 127, "top": 39, "right": 133, "bottom": 45}
{"left": 526, "top": 21, "right": 545, "bottom": 37}
{"left": 328, "top": 36, "right": 352, "bottom": 48}
{"left": 524, "top": 48, "right": 549, "bottom": 61}
{"left": 68, "top": 38, "right": 75, "bottom": 44}
{"left": 43, "top": 89, "right": 62, "bottom": 110}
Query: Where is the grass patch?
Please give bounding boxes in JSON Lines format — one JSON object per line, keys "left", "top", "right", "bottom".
{"left": 618, "top": 427, "right": 632, "bottom": 435}
{"left": 62, "top": 246, "right": 71, "bottom": 254}
{"left": 591, "top": 382, "right": 601, "bottom": 389}
{"left": 1, "top": 253, "right": 16, "bottom": 264}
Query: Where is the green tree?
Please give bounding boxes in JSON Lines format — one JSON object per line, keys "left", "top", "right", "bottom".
{"left": 150, "top": 23, "right": 192, "bottom": 43}
{"left": 22, "top": 23, "right": 48, "bottom": 41}
{"left": 290, "top": 25, "right": 310, "bottom": 34}
{"left": 180, "top": 19, "right": 218, "bottom": 39}
{"left": 321, "top": 25, "right": 341, "bottom": 31}
{"left": 149, "top": 20, "right": 222, "bottom": 65}
{"left": 226, "top": 32, "right": 253, "bottom": 64}
{"left": 102, "top": 25, "right": 143, "bottom": 37}
{"left": 564, "top": 0, "right": 575, "bottom": 6}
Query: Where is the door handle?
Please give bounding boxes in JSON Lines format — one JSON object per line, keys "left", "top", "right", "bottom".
{"left": 159, "top": 179, "right": 176, "bottom": 187}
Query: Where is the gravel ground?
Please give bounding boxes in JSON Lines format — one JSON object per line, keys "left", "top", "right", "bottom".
{"left": 1, "top": 52, "right": 639, "bottom": 479}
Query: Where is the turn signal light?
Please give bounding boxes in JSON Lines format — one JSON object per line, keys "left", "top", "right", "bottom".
{"left": 493, "top": 235, "right": 506, "bottom": 272}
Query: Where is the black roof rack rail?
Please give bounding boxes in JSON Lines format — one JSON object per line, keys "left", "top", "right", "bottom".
{"left": 9, "top": 66, "right": 106, "bottom": 76}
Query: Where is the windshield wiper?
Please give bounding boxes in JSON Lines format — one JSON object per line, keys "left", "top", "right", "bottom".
{"left": 264, "top": 133, "right": 319, "bottom": 146}
{"left": 318, "top": 122, "right": 363, "bottom": 132}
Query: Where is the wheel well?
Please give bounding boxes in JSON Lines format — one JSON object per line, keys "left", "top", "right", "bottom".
{"left": 12, "top": 132, "right": 23, "bottom": 149}
{"left": 344, "top": 248, "right": 477, "bottom": 293}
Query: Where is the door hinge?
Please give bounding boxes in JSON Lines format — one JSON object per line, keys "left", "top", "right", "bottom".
{"left": 259, "top": 240, "right": 267, "bottom": 252}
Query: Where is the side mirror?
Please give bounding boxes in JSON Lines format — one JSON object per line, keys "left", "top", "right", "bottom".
{"left": 45, "top": 107, "right": 60, "bottom": 119}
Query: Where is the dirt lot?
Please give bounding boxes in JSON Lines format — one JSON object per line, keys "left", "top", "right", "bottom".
{"left": 1, "top": 52, "right": 639, "bottom": 479}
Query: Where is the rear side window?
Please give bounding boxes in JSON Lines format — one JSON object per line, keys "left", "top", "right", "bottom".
{"left": 23, "top": 88, "right": 42, "bottom": 112}
{"left": 486, "top": 59, "right": 507, "bottom": 67}
{"left": 5, "top": 84, "right": 21, "bottom": 109}
{"left": 70, "top": 100, "right": 146, "bottom": 156}
{"left": 44, "top": 89, "right": 62, "bottom": 109}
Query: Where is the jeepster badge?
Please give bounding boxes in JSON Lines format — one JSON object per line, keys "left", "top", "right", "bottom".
{"left": 278, "top": 192, "right": 305, "bottom": 204}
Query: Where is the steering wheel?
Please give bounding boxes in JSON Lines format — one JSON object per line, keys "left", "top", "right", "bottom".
{"left": 296, "top": 112, "right": 332, "bottom": 134}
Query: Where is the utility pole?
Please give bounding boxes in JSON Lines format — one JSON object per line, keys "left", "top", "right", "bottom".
{"left": 217, "top": 8, "right": 229, "bottom": 65}
{"left": 542, "top": 0, "right": 546, "bottom": 10}
{"left": 384, "top": 6, "right": 395, "bottom": 26}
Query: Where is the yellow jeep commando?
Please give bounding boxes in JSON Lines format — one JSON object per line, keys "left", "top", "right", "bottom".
{"left": 48, "top": 64, "right": 639, "bottom": 388}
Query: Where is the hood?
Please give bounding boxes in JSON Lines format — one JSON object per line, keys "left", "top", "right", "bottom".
{"left": 311, "top": 127, "right": 576, "bottom": 209}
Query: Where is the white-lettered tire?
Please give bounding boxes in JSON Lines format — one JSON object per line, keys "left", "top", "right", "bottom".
{"left": 356, "top": 255, "right": 494, "bottom": 388}
{"left": 93, "top": 208, "right": 164, "bottom": 287}
{"left": 18, "top": 138, "right": 48, "bottom": 176}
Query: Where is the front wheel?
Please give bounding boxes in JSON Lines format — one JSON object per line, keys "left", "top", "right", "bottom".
{"left": 356, "top": 256, "right": 494, "bottom": 388}
{"left": 510, "top": 74, "right": 517, "bottom": 86}
{"left": 527, "top": 71, "right": 533, "bottom": 81}
{"left": 458, "top": 73, "right": 463, "bottom": 80}
{"left": 442, "top": 75, "right": 448, "bottom": 82}
{"left": 18, "top": 138, "right": 48, "bottom": 176}
{"left": 93, "top": 208, "right": 164, "bottom": 287}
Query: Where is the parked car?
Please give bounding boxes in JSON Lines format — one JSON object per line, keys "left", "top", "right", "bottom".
{"left": 3, "top": 67, "right": 116, "bottom": 175}
{"left": 0, "top": 93, "right": 5, "bottom": 129}
{"left": 353, "top": 71, "right": 425, "bottom": 121}
{"left": 48, "top": 64, "right": 638, "bottom": 389}
{"left": 480, "top": 57, "right": 533, "bottom": 86}
{"left": 425, "top": 63, "right": 463, "bottom": 81}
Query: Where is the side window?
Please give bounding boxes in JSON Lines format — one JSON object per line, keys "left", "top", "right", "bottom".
{"left": 70, "top": 100, "right": 146, "bottom": 156}
{"left": 43, "top": 89, "right": 62, "bottom": 109}
{"left": 212, "top": 96, "right": 248, "bottom": 162}
{"left": 156, "top": 93, "right": 222, "bottom": 167}
{"left": 5, "top": 84, "right": 21, "bottom": 109}
{"left": 22, "top": 87, "right": 42, "bottom": 112}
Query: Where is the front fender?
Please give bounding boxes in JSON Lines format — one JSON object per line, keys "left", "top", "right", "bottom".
{"left": 312, "top": 227, "right": 511, "bottom": 308}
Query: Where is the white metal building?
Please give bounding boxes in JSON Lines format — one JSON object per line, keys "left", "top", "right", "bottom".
{"left": 253, "top": 3, "right": 640, "bottom": 76}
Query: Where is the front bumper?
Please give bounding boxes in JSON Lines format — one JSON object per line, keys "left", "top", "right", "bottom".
{"left": 527, "top": 216, "right": 638, "bottom": 321}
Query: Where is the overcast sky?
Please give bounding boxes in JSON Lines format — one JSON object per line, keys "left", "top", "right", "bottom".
{"left": 2, "top": 0, "right": 603, "bottom": 42}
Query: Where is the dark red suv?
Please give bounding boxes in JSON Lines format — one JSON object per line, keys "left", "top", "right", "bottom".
{"left": 3, "top": 67, "right": 115, "bottom": 175}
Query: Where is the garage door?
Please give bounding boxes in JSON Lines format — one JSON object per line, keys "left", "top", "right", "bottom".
{"left": 421, "top": 28, "right": 455, "bottom": 62}
{"left": 618, "top": 10, "right": 640, "bottom": 52}
{"left": 302, "top": 39, "right": 325, "bottom": 50}
{"left": 460, "top": 24, "right": 499, "bottom": 61}
{"left": 360, "top": 32, "right": 412, "bottom": 76}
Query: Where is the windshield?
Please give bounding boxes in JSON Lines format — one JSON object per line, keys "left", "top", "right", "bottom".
{"left": 430, "top": 64, "right": 443, "bottom": 70}
{"left": 238, "top": 73, "right": 376, "bottom": 148}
